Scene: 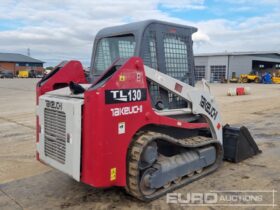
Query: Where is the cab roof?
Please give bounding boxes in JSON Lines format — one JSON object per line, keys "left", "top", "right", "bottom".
{"left": 95, "top": 19, "right": 197, "bottom": 39}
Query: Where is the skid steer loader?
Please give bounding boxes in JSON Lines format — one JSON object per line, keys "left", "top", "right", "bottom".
{"left": 36, "top": 20, "right": 261, "bottom": 201}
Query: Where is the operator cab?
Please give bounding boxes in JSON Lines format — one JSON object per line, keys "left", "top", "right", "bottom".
{"left": 90, "top": 20, "right": 197, "bottom": 109}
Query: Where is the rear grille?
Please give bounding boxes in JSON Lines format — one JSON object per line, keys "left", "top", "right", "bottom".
{"left": 44, "top": 108, "right": 66, "bottom": 164}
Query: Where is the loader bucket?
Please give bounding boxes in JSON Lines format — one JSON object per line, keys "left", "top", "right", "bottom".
{"left": 222, "top": 124, "right": 262, "bottom": 163}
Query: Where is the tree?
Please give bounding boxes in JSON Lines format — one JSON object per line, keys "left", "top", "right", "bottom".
{"left": 45, "top": 66, "right": 54, "bottom": 70}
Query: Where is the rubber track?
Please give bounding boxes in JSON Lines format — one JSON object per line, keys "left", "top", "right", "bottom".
{"left": 126, "top": 131, "right": 223, "bottom": 201}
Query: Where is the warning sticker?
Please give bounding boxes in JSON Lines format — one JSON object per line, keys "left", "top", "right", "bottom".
{"left": 119, "top": 74, "right": 126, "bottom": 81}
{"left": 110, "top": 168, "right": 117, "bottom": 181}
{"left": 118, "top": 122, "right": 125, "bottom": 134}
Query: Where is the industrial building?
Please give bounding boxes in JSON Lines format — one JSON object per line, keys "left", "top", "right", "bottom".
{"left": 0, "top": 53, "right": 44, "bottom": 76}
{"left": 194, "top": 51, "right": 280, "bottom": 82}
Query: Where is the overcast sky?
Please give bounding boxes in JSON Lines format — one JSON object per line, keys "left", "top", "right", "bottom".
{"left": 0, "top": 0, "right": 279, "bottom": 66}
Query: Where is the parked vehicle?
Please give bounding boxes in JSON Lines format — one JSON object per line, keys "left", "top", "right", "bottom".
{"left": 229, "top": 72, "right": 238, "bottom": 83}
{"left": 18, "top": 70, "right": 43, "bottom": 78}
{"left": 36, "top": 73, "right": 44, "bottom": 78}
{"left": 239, "top": 73, "right": 259, "bottom": 83}
{"left": 0, "top": 70, "right": 14, "bottom": 78}
{"left": 44, "top": 69, "right": 52, "bottom": 75}
{"left": 272, "top": 73, "right": 280, "bottom": 84}
{"left": 18, "top": 70, "right": 29, "bottom": 78}
{"left": 272, "top": 77, "right": 280, "bottom": 84}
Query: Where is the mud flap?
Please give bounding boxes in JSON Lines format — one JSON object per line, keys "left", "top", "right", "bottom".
{"left": 223, "top": 124, "right": 262, "bottom": 163}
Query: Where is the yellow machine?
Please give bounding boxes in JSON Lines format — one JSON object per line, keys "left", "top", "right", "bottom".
{"left": 239, "top": 73, "right": 259, "bottom": 83}
{"left": 229, "top": 72, "right": 238, "bottom": 83}
{"left": 18, "top": 70, "right": 29, "bottom": 78}
{"left": 272, "top": 76, "right": 280, "bottom": 84}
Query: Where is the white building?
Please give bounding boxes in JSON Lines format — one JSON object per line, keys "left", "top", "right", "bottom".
{"left": 194, "top": 51, "right": 280, "bottom": 82}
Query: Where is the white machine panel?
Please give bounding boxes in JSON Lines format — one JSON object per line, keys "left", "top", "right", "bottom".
{"left": 144, "top": 65, "right": 223, "bottom": 144}
{"left": 37, "top": 94, "right": 83, "bottom": 181}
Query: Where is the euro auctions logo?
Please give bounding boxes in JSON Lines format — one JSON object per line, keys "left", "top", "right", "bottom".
{"left": 166, "top": 190, "right": 277, "bottom": 207}
{"left": 167, "top": 192, "right": 218, "bottom": 205}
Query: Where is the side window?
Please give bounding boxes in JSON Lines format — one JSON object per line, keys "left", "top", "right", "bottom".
{"left": 163, "top": 33, "right": 189, "bottom": 82}
{"left": 163, "top": 33, "right": 189, "bottom": 108}
{"left": 95, "top": 39, "right": 112, "bottom": 73}
{"left": 148, "top": 31, "right": 158, "bottom": 70}
{"left": 143, "top": 31, "right": 158, "bottom": 70}
{"left": 143, "top": 29, "right": 191, "bottom": 109}
{"left": 143, "top": 31, "right": 160, "bottom": 103}
{"left": 118, "top": 40, "right": 135, "bottom": 58}
{"left": 94, "top": 35, "right": 135, "bottom": 74}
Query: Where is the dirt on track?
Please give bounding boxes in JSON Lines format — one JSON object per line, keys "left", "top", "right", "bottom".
{"left": 0, "top": 79, "right": 279, "bottom": 210}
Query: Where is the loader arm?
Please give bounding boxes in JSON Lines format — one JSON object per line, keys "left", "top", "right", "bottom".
{"left": 144, "top": 65, "right": 223, "bottom": 144}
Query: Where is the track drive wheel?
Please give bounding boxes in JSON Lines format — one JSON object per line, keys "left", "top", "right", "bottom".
{"left": 126, "top": 131, "right": 158, "bottom": 200}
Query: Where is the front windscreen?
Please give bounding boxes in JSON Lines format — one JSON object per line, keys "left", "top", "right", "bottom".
{"left": 93, "top": 35, "right": 135, "bottom": 74}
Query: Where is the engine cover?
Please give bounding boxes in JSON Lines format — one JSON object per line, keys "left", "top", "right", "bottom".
{"left": 37, "top": 94, "right": 83, "bottom": 181}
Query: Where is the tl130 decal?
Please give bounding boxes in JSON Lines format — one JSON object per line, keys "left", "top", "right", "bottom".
{"left": 105, "top": 88, "right": 147, "bottom": 104}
